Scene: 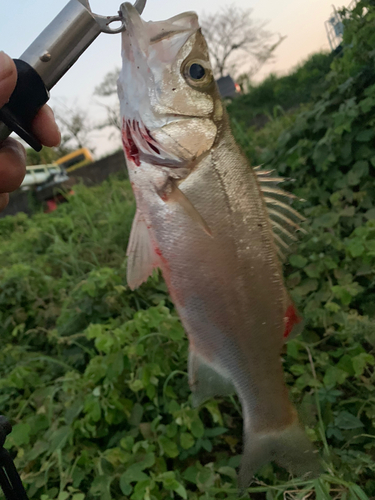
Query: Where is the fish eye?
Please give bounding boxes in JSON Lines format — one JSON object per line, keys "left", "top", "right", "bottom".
{"left": 189, "top": 63, "right": 205, "bottom": 80}
{"left": 183, "top": 59, "right": 213, "bottom": 88}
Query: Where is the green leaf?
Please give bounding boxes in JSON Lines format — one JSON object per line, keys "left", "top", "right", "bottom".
{"left": 353, "top": 160, "right": 369, "bottom": 177}
{"left": 182, "top": 466, "right": 198, "bottom": 484}
{"left": 340, "top": 206, "right": 356, "bottom": 217}
{"left": 349, "top": 484, "right": 370, "bottom": 500}
{"left": 323, "top": 366, "right": 348, "bottom": 387}
{"left": 129, "top": 403, "right": 144, "bottom": 426}
{"left": 359, "top": 96, "right": 375, "bottom": 113}
{"left": 190, "top": 417, "right": 204, "bottom": 438}
{"left": 204, "top": 426, "right": 227, "bottom": 437}
{"left": 159, "top": 436, "right": 179, "bottom": 458}
{"left": 58, "top": 492, "right": 69, "bottom": 500}
{"left": 346, "top": 239, "right": 365, "bottom": 258}
{"left": 174, "top": 483, "right": 188, "bottom": 499}
{"left": 352, "top": 353, "right": 375, "bottom": 377}
{"left": 72, "top": 494, "right": 85, "bottom": 500}
{"left": 335, "top": 411, "right": 364, "bottom": 430}
{"left": 356, "top": 129, "right": 375, "bottom": 142}
{"left": 121, "top": 464, "right": 149, "bottom": 483}
{"left": 180, "top": 432, "right": 195, "bottom": 449}
{"left": 294, "top": 279, "right": 319, "bottom": 296}
{"left": 197, "top": 467, "right": 215, "bottom": 487}
{"left": 314, "top": 479, "right": 331, "bottom": 500}
{"left": 315, "top": 212, "right": 339, "bottom": 228}
{"left": 337, "top": 354, "right": 354, "bottom": 375}
{"left": 141, "top": 452, "right": 155, "bottom": 469}
{"left": 50, "top": 426, "right": 71, "bottom": 453}
{"left": 325, "top": 302, "right": 341, "bottom": 313}
{"left": 305, "top": 263, "right": 321, "bottom": 278}
{"left": 9, "top": 423, "right": 31, "bottom": 447}
{"left": 166, "top": 422, "right": 178, "bottom": 438}
{"left": 204, "top": 401, "right": 223, "bottom": 425}
{"left": 365, "top": 208, "right": 375, "bottom": 220}
{"left": 289, "top": 255, "right": 308, "bottom": 268}
{"left": 218, "top": 466, "right": 237, "bottom": 479}
{"left": 332, "top": 286, "right": 352, "bottom": 305}
{"left": 287, "top": 340, "right": 301, "bottom": 360}
{"left": 119, "top": 475, "right": 133, "bottom": 496}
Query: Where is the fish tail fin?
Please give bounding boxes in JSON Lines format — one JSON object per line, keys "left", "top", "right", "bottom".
{"left": 239, "top": 419, "right": 321, "bottom": 488}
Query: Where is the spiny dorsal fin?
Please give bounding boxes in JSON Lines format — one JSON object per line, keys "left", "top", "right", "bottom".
{"left": 254, "top": 167, "right": 306, "bottom": 257}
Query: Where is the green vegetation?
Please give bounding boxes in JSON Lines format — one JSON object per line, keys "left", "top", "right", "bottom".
{"left": 228, "top": 51, "right": 334, "bottom": 127}
{"left": 1, "top": 1, "right": 375, "bottom": 499}
{"left": 26, "top": 146, "right": 62, "bottom": 166}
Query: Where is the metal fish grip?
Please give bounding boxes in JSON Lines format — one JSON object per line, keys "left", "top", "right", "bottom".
{"left": 0, "top": 0, "right": 147, "bottom": 151}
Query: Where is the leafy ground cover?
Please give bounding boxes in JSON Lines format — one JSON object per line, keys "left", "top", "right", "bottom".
{"left": 1, "top": 1, "right": 375, "bottom": 499}
{"left": 228, "top": 51, "right": 334, "bottom": 128}
{"left": 2, "top": 176, "right": 373, "bottom": 500}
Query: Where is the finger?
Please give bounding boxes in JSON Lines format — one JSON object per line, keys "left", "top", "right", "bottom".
{"left": 0, "top": 138, "right": 26, "bottom": 193}
{"left": 0, "top": 52, "right": 17, "bottom": 109}
{"left": 0, "top": 193, "right": 9, "bottom": 212}
{"left": 32, "top": 105, "right": 61, "bottom": 147}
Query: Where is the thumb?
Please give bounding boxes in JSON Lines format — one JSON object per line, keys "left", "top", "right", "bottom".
{"left": 0, "top": 52, "right": 17, "bottom": 109}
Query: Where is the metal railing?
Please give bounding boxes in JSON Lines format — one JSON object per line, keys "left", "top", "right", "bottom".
{"left": 325, "top": 0, "right": 358, "bottom": 51}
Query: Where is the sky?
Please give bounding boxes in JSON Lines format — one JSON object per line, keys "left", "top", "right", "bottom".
{"left": 0, "top": 0, "right": 351, "bottom": 157}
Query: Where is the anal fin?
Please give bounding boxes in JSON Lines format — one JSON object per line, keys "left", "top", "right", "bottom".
{"left": 188, "top": 349, "right": 235, "bottom": 407}
{"left": 126, "top": 210, "right": 160, "bottom": 290}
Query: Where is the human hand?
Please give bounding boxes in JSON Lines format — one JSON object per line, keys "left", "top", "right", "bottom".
{"left": 0, "top": 51, "right": 61, "bottom": 211}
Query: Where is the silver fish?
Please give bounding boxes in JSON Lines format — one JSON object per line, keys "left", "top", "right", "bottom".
{"left": 117, "top": 2, "right": 320, "bottom": 486}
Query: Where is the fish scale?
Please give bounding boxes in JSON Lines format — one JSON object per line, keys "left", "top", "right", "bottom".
{"left": 118, "top": 1, "right": 321, "bottom": 486}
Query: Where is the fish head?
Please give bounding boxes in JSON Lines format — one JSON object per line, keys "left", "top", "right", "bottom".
{"left": 118, "top": 3, "right": 223, "bottom": 165}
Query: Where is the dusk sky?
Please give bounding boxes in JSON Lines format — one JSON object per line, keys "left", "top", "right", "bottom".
{"left": 0, "top": 0, "right": 350, "bottom": 156}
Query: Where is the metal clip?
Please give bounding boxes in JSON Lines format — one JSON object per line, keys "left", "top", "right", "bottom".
{"left": 81, "top": 0, "right": 146, "bottom": 34}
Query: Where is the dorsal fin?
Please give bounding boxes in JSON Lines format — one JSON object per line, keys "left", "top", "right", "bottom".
{"left": 255, "top": 167, "right": 306, "bottom": 259}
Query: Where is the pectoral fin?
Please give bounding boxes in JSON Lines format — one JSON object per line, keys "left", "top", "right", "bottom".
{"left": 126, "top": 210, "right": 161, "bottom": 290}
{"left": 167, "top": 182, "right": 212, "bottom": 237}
{"left": 188, "top": 349, "right": 235, "bottom": 407}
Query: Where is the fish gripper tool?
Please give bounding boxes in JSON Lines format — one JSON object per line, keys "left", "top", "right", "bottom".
{"left": 0, "top": 0, "right": 146, "bottom": 152}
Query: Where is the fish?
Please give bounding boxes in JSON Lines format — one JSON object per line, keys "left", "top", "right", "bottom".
{"left": 117, "top": 2, "right": 321, "bottom": 487}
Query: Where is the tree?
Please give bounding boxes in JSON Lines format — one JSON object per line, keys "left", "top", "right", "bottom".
{"left": 94, "top": 69, "right": 122, "bottom": 134}
{"left": 200, "top": 4, "right": 283, "bottom": 79}
{"left": 26, "top": 146, "right": 62, "bottom": 166}
{"left": 54, "top": 104, "right": 95, "bottom": 153}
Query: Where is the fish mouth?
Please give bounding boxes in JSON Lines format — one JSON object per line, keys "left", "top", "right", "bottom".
{"left": 119, "top": 2, "right": 199, "bottom": 59}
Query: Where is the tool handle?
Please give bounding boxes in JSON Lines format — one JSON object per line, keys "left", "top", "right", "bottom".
{"left": 0, "top": 416, "right": 30, "bottom": 500}
{"left": 0, "top": 60, "right": 49, "bottom": 152}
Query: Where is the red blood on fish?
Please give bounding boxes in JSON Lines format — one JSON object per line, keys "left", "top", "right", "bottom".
{"left": 122, "top": 119, "right": 140, "bottom": 166}
{"left": 283, "top": 305, "right": 302, "bottom": 338}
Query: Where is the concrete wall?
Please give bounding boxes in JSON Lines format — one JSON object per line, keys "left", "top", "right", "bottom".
{"left": 70, "top": 150, "right": 127, "bottom": 187}
{"left": 0, "top": 150, "right": 128, "bottom": 219}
